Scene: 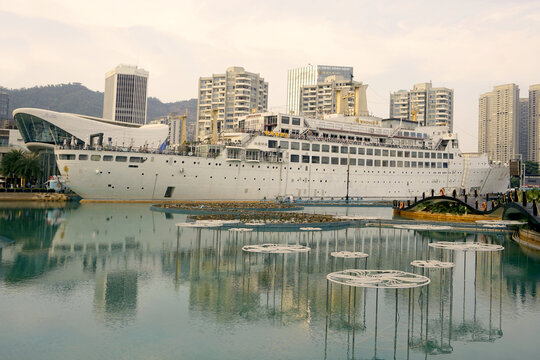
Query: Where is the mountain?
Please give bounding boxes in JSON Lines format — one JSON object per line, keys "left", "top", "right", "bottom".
{"left": 0, "top": 83, "right": 197, "bottom": 133}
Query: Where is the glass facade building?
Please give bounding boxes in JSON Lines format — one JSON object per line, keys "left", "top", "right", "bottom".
{"left": 286, "top": 65, "right": 353, "bottom": 115}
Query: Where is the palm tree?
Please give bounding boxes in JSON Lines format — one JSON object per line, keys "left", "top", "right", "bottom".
{"left": 14, "top": 153, "right": 42, "bottom": 187}
{"left": 0, "top": 149, "right": 25, "bottom": 188}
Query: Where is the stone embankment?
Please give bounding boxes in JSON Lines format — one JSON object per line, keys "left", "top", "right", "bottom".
{"left": 0, "top": 192, "right": 69, "bottom": 202}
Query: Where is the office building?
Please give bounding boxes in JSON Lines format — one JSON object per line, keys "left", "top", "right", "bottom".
{"left": 196, "top": 66, "right": 268, "bottom": 141}
{"left": 529, "top": 84, "right": 540, "bottom": 162}
{"left": 287, "top": 65, "right": 353, "bottom": 115}
{"left": 0, "top": 92, "right": 9, "bottom": 120}
{"left": 478, "top": 84, "right": 520, "bottom": 163}
{"left": 519, "top": 98, "right": 529, "bottom": 161}
{"left": 103, "top": 65, "right": 149, "bottom": 125}
{"left": 389, "top": 82, "right": 454, "bottom": 131}
{"left": 299, "top": 76, "right": 368, "bottom": 118}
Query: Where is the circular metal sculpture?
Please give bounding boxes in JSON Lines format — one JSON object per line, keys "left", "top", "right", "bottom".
{"left": 411, "top": 259, "right": 455, "bottom": 269}
{"left": 242, "top": 243, "right": 310, "bottom": 254}
{"left": 299, "top": 227, "right": 322, "bottom": 231}
{"left": 228, "top": 228, "right": 253, "bottom": 232}
{"left": 326, "top": 269, "right": 430, "bottom": 289}
{"left": 428, "top": 241, "right": 504, "bottom": 252}
{"left": 394, "top": 224, "right": 453, "bottom": 231}
{"left": 331, "top": 251, "right": 369, "bottom": 259}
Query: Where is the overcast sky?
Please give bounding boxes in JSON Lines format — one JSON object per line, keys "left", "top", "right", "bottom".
{"left": 2, "top": 0, "right": 539, "bottom": 151}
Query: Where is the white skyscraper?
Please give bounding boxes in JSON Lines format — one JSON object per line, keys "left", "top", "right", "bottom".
{"left": 478, "top": 84, "right": 520, "bottom": 163}
{"left": 287, "top": 65, "right": 353, "bottom": 115}
{"left": 390, "top": 82, "right": 454, "bottom": 131}
{"left": 528, "top": 84, "right": 540, "bottom": 162}
{"left": 196, "top": 66, "right": 268, "bottom": 141}
{"left": 103, "top": 65, "right": 149, "bottom": 125}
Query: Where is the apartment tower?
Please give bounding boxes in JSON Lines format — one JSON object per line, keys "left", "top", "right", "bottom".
{"left": 287, "top": 65, "right": 353, "bottom": 115}
{"left": 478, "top": 84, "right": 520, "bottom": 163}
{"left": 528, "top": 84, "right": 540, "bottom": 162}
{"left": 196, "top": 67, "right": 268, "bottom": 141}
{"left": 103, "top": 65, "right": 149, "bottom": 124}
{"left": 389, "top": 82, "right": 454, "bottom": 131}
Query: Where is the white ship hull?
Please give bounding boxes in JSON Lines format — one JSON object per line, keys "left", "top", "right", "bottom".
{"left": 55, "top": 146, "right": 509, "bottom": 201}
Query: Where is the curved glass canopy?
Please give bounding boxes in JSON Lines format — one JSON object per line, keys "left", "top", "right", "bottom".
{"left": 14, "top": 113, "right": 84, "bottom": 146}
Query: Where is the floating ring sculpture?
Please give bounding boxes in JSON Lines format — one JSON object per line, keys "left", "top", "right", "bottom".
{"left": 331, "top": 251, "right": 369, "bottom": 259}
{"left": 428, "top": 241, "right": 504, "bottom": 252}
{"left": 242, "top": 243, "right": 311, "bottom": 253}
{"left": 326, "top": 269, "right": 430, "bottom": 289}
{"left": 411, "top": 259, "right": 455, "bottom": 269}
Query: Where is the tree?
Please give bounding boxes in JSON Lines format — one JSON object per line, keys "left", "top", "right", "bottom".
{"left": 525, "top": 161, "right": 539, "bottom": 176}
{"left": 14, "top": 153, "right": 42, "bottom": 187}
{"left": 0, "top": 149, "right": 25, "bottom": 187}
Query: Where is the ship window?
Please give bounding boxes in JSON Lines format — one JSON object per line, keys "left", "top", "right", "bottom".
{"left": 383, "top": 149, "right": 389, "bottom": 156}
{"left": 358, "top": 147, "right": 365, "bottom": 155}
{"left": 366, "top": 159, "right": 373, "bottom": 166}
{"left": 321, "top": 156, "right": 329, "bottom": 164}
{"left": 405, "top": 161, "right": 410, "bottom": 167}
{"left": 280, "top": 141, "right": 289, "bottom": 149}
{"left": 103, "top": 155, "right": 112, "bottom": 161}
{"left": 437, "top": 162, "right": 442, "bottom": 168}
{"left": 340, "top": 158, "right": 347, "bottom": 165}
{"left": 405, "top": 151, "right": 410, "bottom": 157}
{"left": 291, "top": 142, "right": 299, "bottom": 150}
{"left": 449, "top": 154, "right": 454, "bottom": 159}
{"left": 443, "top": 162, "right": 448, "bottom": 168}
{"left": 431, "top": 152, "right": 437, "bottom": 159}
{"left": 426, "top": 162, "right": 431, "bottom": 168}
{"left": 349, "top": 147, "right": 356, "bottom": 154}
{"left": 130, "top": 156, "right": 146, "bottom": 163}
{"left": 418, "top": 162, "right": 423, "bottom": 168}
{"left": 78, "top": 154, "right": 88, "bottom": 160}
{"left": 91, "top": 155, "right": 102, "bottom": 161}
{"left": 312, "top": 144, "right": 320, "bottom": 151}
{"left": 116, "top": 156, "right": 127, "bottom": 162}
{"left": 397, "top": 161, "right": 403, "bottom": 167}
{"left": 331, "top": 146, "right": 339, "bottom": 153}
{"left": 411, "top": 161, "right": 417, "bottom": 168}
{"left": 349, "top": 158, "right": 356, "bottom": 165}
{"left": 340, "top": 146, "right": 348, "bottom": 154}
{"left": 164, "top": 186, "right": 175, "bottom": 198}
{"left": 382, "top": 160, "right": 388, "bottom": 167}
{"left": 397, "top": 151, "right": 403, "bottom": 157}
{"left": 418, "top": 152, "right": 423, "bottom": 159}
{"left": 366, "top": 148, "right": 373, "bottom": 155}
{"left": 290, "top": 154, "right": 299, "bottom": 162}
{"left": 59, "top": 154, "right": 76, "bottom": 160}
{"left": 302, "top": 143, "right": 310, "bottom": 151}
{"left": 390, "top": 160, "right": 396, "bottom": 167}
{"left": 412, "top": 151, "right": 417, "bottom": 158}
{"left": 437, "top": 153, "right": 442, "bottom": 159}
{"left": 374, "top": 149, "right": 381, "bottom": 156}
{"left": 375, "top": 160, "right": 381, "bottom": 166}
{"left": 268, "top": 140, "right": 277, "bottom": 148}
{"left": 390, "top": 150, "right": 396, "bottom": 157}
{"left": 292, "top": 118, "right": 301, "bottom": 125}
{"left": 322, "top": 145, "right": 329, "bottom": 152}
{"left": 312, "top": 156, "right": 320, "bottom": 164}
{"left": 281, "top": 116, "right": 290, "bottom": 124}
{"left": 331, "top": 157, "right": 339, "bottom": 165}
{"left": 302, "top": 155, "right": 310, "bottom": 163}
{"left": 358, "top": 159, "right": 365, "bottom": 166}
{"left": 443, "top": 153, "right": 448, "bottom": 159}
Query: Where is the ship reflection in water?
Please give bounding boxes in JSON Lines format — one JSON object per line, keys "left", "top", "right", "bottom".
{"left": 0, "top": 203, "right": 539, "bottom": 359}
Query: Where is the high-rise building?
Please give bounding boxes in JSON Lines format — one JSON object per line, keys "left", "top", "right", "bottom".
{"left": 478, "top": 84, "right": 520, "bottom": 163}
{"left": 196, "top": 66, "right": 268, "bottom": 141}
{"left": 299, "top": 75, "right": 368, "bottom": 118}
{"left": 529, "top": 84, "right": 540, "bottom": 162}
{"left": 103, "top": 65, "right": 149, "bottom": 124}
{"left": 0, "top": 92, "right": 9, "bottom": 120}
{"left": 519, "top": 98, "right": 529, "bottom": 161}
{"left": 389, "top": 82, "right": 454, "bottom": 131}
{"left": 287, "top": 65, "right": 353, "bottom": 115}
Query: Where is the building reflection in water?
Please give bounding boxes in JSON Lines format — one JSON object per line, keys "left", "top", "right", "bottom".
{"left": 0, "top": 204, "right": 538, "bottom": 358}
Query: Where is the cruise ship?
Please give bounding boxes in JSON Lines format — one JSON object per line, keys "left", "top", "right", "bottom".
{"left": 54, "top": 112, "right": 509, "bottom": 201}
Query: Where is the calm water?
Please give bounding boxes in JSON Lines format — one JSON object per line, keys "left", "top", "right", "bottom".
{"left": 0, "top": 203, "right": 538, "bottom": 360}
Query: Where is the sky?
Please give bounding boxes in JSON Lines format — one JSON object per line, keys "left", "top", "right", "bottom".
{"left": 1, "top": 0, "right": 540, "bottom": 152}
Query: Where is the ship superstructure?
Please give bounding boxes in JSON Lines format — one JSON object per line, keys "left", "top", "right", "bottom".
{"left": 54, "top": 112, "right": 508, "bottom": 201}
